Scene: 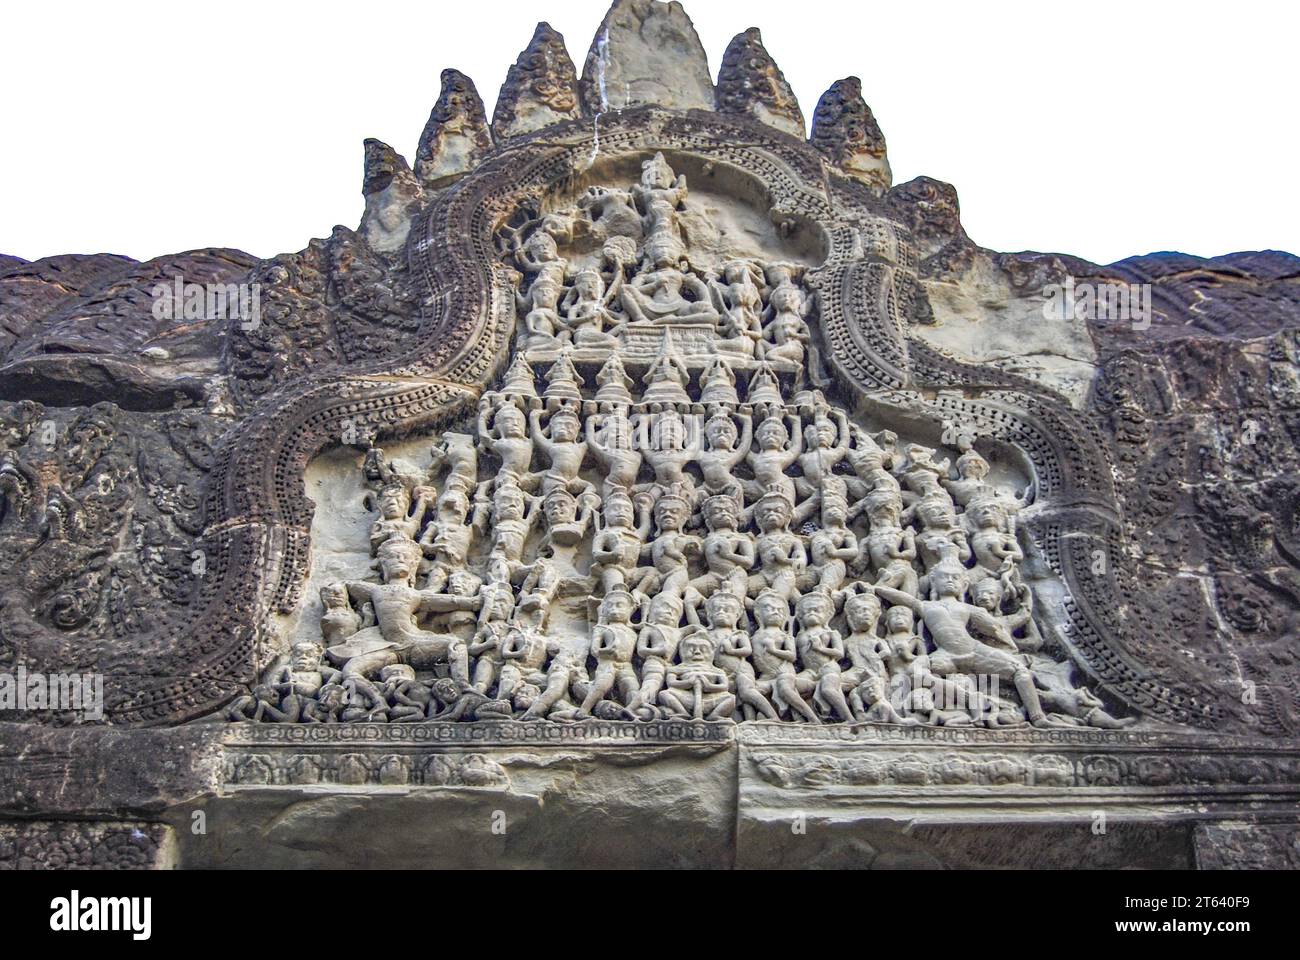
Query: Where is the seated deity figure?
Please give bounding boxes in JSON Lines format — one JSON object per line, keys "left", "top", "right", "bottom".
{"left": 586, "top": 409, "right": 642, "bottom": 496}
{"left": 707, "top": 260, "right": 766, "bottom": 356}
{"left": 530, "top": 405, "right": 591, "bottom": 497}
{"left": 691, "top": 590, "right": 779, "bottom": 721}
{"left": 690, "top": 494, "right": 757, "bottom": 602}
{"left": 744, "top": 412, "right": 802, "bottom": 506}
{"left": 876, "top": 559, "right": 1067, "bottom": 728}
{"left": 759, "top": 264, "right": 812, "bottom": 366}
{"left": 324, "top": 538, "right": 480, "bottom": 685}
{"left": 750, "top": 589, "right": 820, "bottom": 724}
{"left": 697, "top": 409, "right": 751, "bottom": 503}
{"left": 838, "top": 589, "right": 913, "bottom": 724}
{"left": 560, "top": 267, "right": 623, "bottom": 347}
{"left": 468, "top": 583, "right": 515, "bottom": 695}
{"left": 626, "top": 593, "right": 686, "bottom": 720}
{"left": 477, "top": 399, "right": 536, "bottom": 491}
{"left": 659, "top": 633, "right": 736, "bottom": 721}
{"left": 620, "top": 234, "right": 722, "bottom": 328}
{"left": 856, "top": 487, "right": 920, "bottom": 597}
{"left": 748, "top": 488, "right": 807, "bottom": 602}
{"left": 590, "top": 490, "right": 653, "bottom": 594}
{"left": 806, "top": 480, "right": 859, "bottom": 593}
{"left": 795, "top": 591, "right": 855, "bottom": 723}
{"left": 369, "top": 482, "right": 430, "bottom": 555}
{"left": 576, "top": 588, "right": 641, "bottom": 718}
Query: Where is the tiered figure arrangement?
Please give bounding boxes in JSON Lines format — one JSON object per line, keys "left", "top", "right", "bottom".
{"left": 232, "top": 155, "right": 1129, "bottom": 729}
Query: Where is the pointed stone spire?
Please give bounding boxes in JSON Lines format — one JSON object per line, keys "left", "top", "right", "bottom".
{"left": 500, "top": 354, "right": 538, "bottom": 398}
{"left": 359, "top": 139, "right": 423, "bottom": 254}
{"left": 492, "top": 22, "right": 582, "bottom": 140}
{"left": 746, "top": 361, "right": 784, "bottom": 405}
{"left": 699, "top": 356, "right": 739, "bottom": 405}
{"left": 809, "top": 77, "right": 892, "bottom": 195}
{"left": 641, "top": 329, "right": 692, "bottom": 405}
{"left": 544, "top": 350, "right": 585, "bottom": 402}
{"left": 594, "top": 353, "right": 634, "bottom": 405}
{"left": 579, "top": 1, "right": 714, "bottom": 116}
{"left": 415, "top": 69, "right": 493, "bottom": 187}
{"left": 715, "top": 28, "right": 805, "bottom": 138}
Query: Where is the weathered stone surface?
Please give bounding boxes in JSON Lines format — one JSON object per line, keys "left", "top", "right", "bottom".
{"left": 0, "top": 820, "right": 175, "bottom": 870}
{"left": 415, "top": 69, "right": 493, "bottom": 186}
{"left": 716, "top": 28, "right": 805, "bottom": 138}
{"left": 1, "top": 0, "right": 1297, "bottom": 871}
{"left": 579, "top": 0, "right": 714, "bottom": 114}
{"left": 492, "top": 22, "right": 582, "bottom": 140}
{"left": 810, "top": 76, "right": 891, "bottom": 194}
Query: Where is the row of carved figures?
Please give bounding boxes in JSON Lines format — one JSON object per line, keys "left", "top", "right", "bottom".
{"left": 230, "top": 390, "right": 1129, "bottom": 728}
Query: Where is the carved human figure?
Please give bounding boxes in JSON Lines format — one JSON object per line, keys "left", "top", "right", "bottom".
{"left": 577, "top": 588, "right": 641, "bottom": 717}
{"left": 690, "top": 494, "right": 757, "bottom": 601}
{"left": 369, "top": 483, "right": 429, "bottom": 554}
{"left": 631, "top": 153, "right": 689, "bottom": 239}
{"left": 420, "top": 487, "right": 474, "bottom": 592}
{"left": 477, "top": 399, "right": 536, "bottom": 490}
{"left": 659, "top": 633, "right": 735, "bottom": 721}
{"left": 642, "top": 491, "right": 701, "bottom": 599}
{"left": 857, "top": 488, "right": 920, "bottom": 597}
{"left": 639, "top": 409, "right": 696, "bottom": 499}
{"left": 748, "top": 489, "right": 806, "bottom": 601}
{"left": 320, "top": 583, "right": 362, "bottom": 647}
{"left": 876, "top": 560, "right": 1065, "bottom": 727}
{"left": 759, "top": 263, "right": 812, "bottom": 365}
{"left": 468, "top": 583, "right": 515, "bottom": 694}
{"left": 744, "top": 413, "right": 802, "bottom": 505}
{"left": 586, "top": 409, "right": 642, "bottom": 496}
{"left": 807, "top": 480, "right": 858, "bottom": 593}
{"left": 520, "top": 639, "right": 588, "bottom": 721}
{"left": 707, "top": 260, "right": 766, "bottom": 355}
{"left": 591, "top": 490, "right": 653, "bottom": 594}
{"left": 795, "top": 591, "right": 855, "bottom": 723}
{"left": 750, "top": 589, "right": 820, "bottom": 724}
{"left": 498, "top": 592, "right": 551, "bottom": 707}
{"left": 561, "top": 267, "right": 622, "bottom": 347}
{"left": 378, "top": 664, "right": 434, "bottom": 722}
{"left": 839, "top": 590, "right": 911, "bottom": 724}
{"left": 626, "top": 593, "right": 685, "bottom": 720}
{"left": 485, "top": 478, "right": 541, "bottom": 585}
{"left": 795, "top": 409, "right": 851, "bottom": 499}
{"left": 698, "top": 409, "right": 751, "bottom": 503}
{"left": 693, "top": 591, "right": 779, "bottom": 721}
{"left": 530, "top": 405, "right": 590, "bottom": 497}
{"left": 620, "top": 235, "right": 720, "bottom": 327}
{"left": 324, "top": 538, "right": 479, "bottom": 685}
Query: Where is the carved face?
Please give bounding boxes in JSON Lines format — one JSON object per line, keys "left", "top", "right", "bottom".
{"left": 648, "top": 596, "right": 680, "bottom": 626}
{"left": 438, "top": 491, "right": 470, "bottom": 522}
{"left": 703, "top": 497, "right": 737, "bottom": 530}
{"left": 756, "top": 419, "right": 787, "bottom": 450}
{"left": 448, "top": 571, "right": 480, "bottom": 596}
{"left": 654, "top": 497, "right": 688, "bottom": 531}
{"left": 599, "top": 496, "right": 630, "bottom": 528}
{"left": 525, "top": 231, "right": 558, "bottom": 262}
{"left": 655, "top": 413, "right": 685, "bottom": 450}
{"left": 574, "top": 271, "right": 601, "bottom": 298}
{"left": 707, "top": 595, "right": 742, "bottom": 628}
{"left": 681, "top": 636, "right": 713, "bottom": 664}
{"left": 544, "top": 491, "right": 577, "bottom": 524}
{"left": 755, "top": 497, "right": 791, "bottom": 532}
{"left": 970, "top": 501, "right": 1005, "bottom": 529}
{"left": 845, "top": 595, "right": 880, "bottom": 632}
{"left": 754, "top": 594, "right": 787, "bottom": 627}
{"left": 601, "top": 592, "right": 634, "bottom": 623}
{"left": 886, "top": 606, "right": 914, "bottom": 631}
{"left": 642, "top": 154, "right": 674, "bottom": 189}
{"left": 814, "top": 418, "right": 837, "bottom": 448}
{"left": 319, "top": 583, "right": 349, "bottom": 609}
{"left": 551, "top": 411, "right": 579, "bottom": 442}
{"left": 291, "top": 642, "right": 322, "bottom": 671}
{"left": 972, "top": 580, "right": 1001, "bottom": 611}
{"left": 822, "top": 498, "right": 847, "bottom": 527}
{"left": 798, "top": 596, "right": 832, "bottom": 626}
{"left": 379, "top": 488, "right": 408, "bottom": 519}
{"left": 705, "top": 417, "right": 736, "bottom": 449}
{"left": 495, "top": 488, "right": 525, "bottom": 521}
{"left": 380, "top": 554, "right": 417, "bottom": 586}
{"left": 496, "top": 404, "right": 526, "bottom": 438}
{"left": 959, "top": 454, "right": 990, "bottom": 479}
{"left": 484, "top": 589, "right": 513, "bottom": 620}
{"left": 930, "top": 566, "right": 968, "bottom": 599}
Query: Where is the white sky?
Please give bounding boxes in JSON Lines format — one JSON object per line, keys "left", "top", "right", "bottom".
{"left": 2, "top": 0, "right": 1296, "bottom": 265}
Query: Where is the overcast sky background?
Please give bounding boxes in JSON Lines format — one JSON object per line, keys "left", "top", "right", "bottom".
{"left": 2, "top": 0, "right": 1296, "bottom": 265}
